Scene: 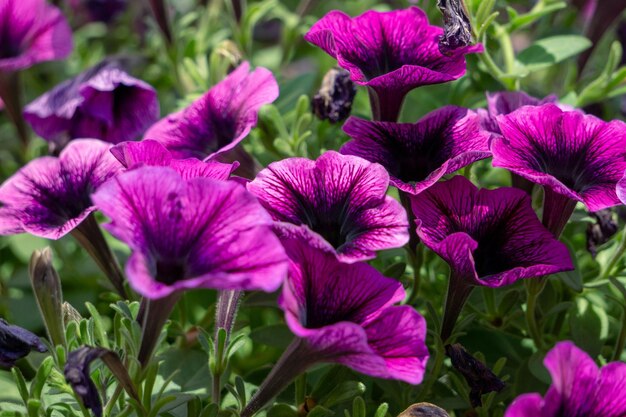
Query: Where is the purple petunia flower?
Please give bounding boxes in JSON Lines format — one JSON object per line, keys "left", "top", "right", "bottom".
{"left": 304, "top": 7, "right": 482, "bottom": 121}
{"left": 0, "top": 318, "right": 47, "bottom": 367}
{"left": 505, "top": 341, "right": 626, "bottom": 417}
{"left": 341, "top": 106, "right": 491, "bottom": 195}
{"left": 0, "top": 139, "right": 122, "bottom": 239}
{"left": 91, "top": 166, "right": 288, "bottom": 299}
{"left": 247, "top": 151, "right": 409, "bottom": 263}
{"left": 0, "top": 0, "right": 72, "bottom": 72}
{"left": 23, "top": 61, "right": 159, "bottom": 148}
{"left": 410, "top": 176, "right": 573, "bottom": 340}
{"left": 493, "top": 104, "right": 626, "bottom": 237}
{"left": 479, "top": 91, "right": 559, "bottom": 135}
{"left": 144, "top": 61, "right": 278, "bottom": 160}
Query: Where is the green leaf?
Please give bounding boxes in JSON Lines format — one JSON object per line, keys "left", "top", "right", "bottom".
{"left": 319, "top": 381, "right": 366, "bottom": 409}
{"left": 307, "top": 406, "right": 334, "bottom": 417}
{"left": 517, "top": 35, "right": 592, "bottom": 72}
{"left": 267, "top": 404, "right": 298, "bottom": 417}
{"left": 382, "top": 262, "right": 406, "bottom": 280}
{"left": 373, "top": 403, "right": 389, "bottom": 417}
{"left": 11, "top": 368, "right": 29, "bottom": 405}
{"left": 569, "top": 298, "right": 609, "bottom": 357}
{"left": 30, "top": 356, "right": 53, "bottom": 399}
{"left": 249, "top": 324, "right": 294, "bottom": 349}
{"left": 352, "top": 397, "right": 366, "bottom": 417}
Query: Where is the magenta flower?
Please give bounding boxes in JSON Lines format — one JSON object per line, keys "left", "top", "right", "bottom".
{"left": 247, "top": 151, "right": 409, "bottom": 263}
{"left": 0, "top": 0, "right": 72, "bottom": 72}
{"left": 341, "top": 106, "right": 491, "bottom": 195}
{"left": 505, "top": 341, "right": 626, "bottom": 417}
{"left": 304, "top": 7, "right": 482, "bottom": 121}
{"left": 241, "top": 234, "right": 428, "bottom": 417}
{"left": 23, "top": 61, "right": 159, "bottom": 148}
{"left": 410, "top": 176, "right": 573, "bottom": 340}
{"left": 92, "top": 166, "right": 288, "bottom": 299}
{"left": 493, "top": 104, "right": 626, "bottom": 236}
{"left": 144, "top": 62, "right": 278, "bottom": 160}
{"left": 479, "top": 91, "right": 559, "bottom": 134}
{"left": 0, "top": 139, "right": 122, "bottom": 239}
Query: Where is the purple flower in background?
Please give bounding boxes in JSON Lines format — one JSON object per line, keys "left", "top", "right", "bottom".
{"left": 505, "top": 341, "right": 626, "bottom": 417}
{"left": 0, "top": 0, "right": 72, "bottom": 72}
{"left": 68, "top": 0, "right": 127, "bottom": 24}
{"left": 411, "top": 176, "right": 573, "bottom": 339}
{"left": 0, "top": 139, "right": 122, "bottom": 239}
{"left": 145, "top": 61, "right": 278, "bottom": 160}
{"left": 304, "top": 7, "right": 482, "bottom": 121}
{"left": 479, "top": 91, "right": 559, "bottom": 134}
{"left": 493, "top": 104, "right": 626, "bottom": 237}
{"left": 341, "top": 106, "right": 491, "bottom": 195}
{"left": 23, "top": 61, "right": 159, "bottom": 148}
{"left": 247, "top": 151, "right": 409, "bottom": 263}
{"left": 111, "top": 140, "right": 237, "bottom": 180}
{"left": 0, "top": 319, "right": 47, "bottom": 367}
{"left": 92, "top": 166, "right": 288, "bottom": 299}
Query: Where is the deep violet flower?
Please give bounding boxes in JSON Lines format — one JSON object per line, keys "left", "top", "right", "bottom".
{"left": 304, "top": 7, "right": 482, "bottom": 121}
{"left": 247, "top": 151, "right": 409, "bottom": 263}
{"left": 341, "top": 106, "right": 491, "bottom": 196}
{"left": 410, "top": 176, "right": 573, "bottom": 340}
{"left": 505, "top": 341, "right": 626, "bottom": 417}
{"left": 311, "top": 68, "right": 357, "bottom": 124}
{"left": 0, "top": 0, "right": 72, "bottom": 72}
{"left": 92, "top": 166, "right": 288, "bottom": 299}
{"left": 144, "top": 61, "right": 278, "bottom": 160}
{"left": 493, "top": 104, "right": 626, "bottom": 237}
{"left": 68, "top": 0, "right": 127, "bottom": 24}
{"left": 479, "top": 91, "right": 559, "bottom": 135}
{"left": 241, "top": 234, "right": 429, "bottom": 417}
{"left": 23, "top": 61, "right": 159, "bottom": 148}
{"left": 0, "top": 319, "right": 47, "bottom": 367}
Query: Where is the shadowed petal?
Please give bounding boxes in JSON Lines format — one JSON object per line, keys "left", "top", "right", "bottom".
{"left": 504, "top": 394, "right": 544, "bottom": 417}
{"left": 0, "top": 319, "right": 47, "bottom": 367}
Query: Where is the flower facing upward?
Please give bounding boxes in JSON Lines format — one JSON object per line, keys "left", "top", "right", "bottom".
{"left": 0, "top": 0, "right": 72, "bottom": 72}
{"left": 91, "top": 166, "right": 288, "bottom": 298}
{"left": 144, "top": 61, "right": 278, "bottom": 160}
{"left": 247, "top": 151, "right": 409, "bottom": 263}
{"left": 304, "top": 7, "right": 482, "bottom": 121}
{"left": 505, "top": 341, "right": 626, "bottom": 417}
{"left": 24, "top": 61, "right": 159, "bottom": 147}
{"left": 0, "top": 139, "right": 122, "bottom": 239}
{"left": 341, "top": 106, "right": 491, "bottom": 195}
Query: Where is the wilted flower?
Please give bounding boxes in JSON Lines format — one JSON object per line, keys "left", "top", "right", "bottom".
{"left": 92, "top": 166, "right": 288, "bottom": 299}
{"left": 493, "top": 104, "right": 626, "bottom": 237}
{"left": 145, "top": 61, "right": 278, "bottom": 160}
{"left": 586, "top": 209, "right": 618, "bottom": 258}
{"left": 304, "top": 7, "right": 482, "bottom": 121}
{"left": 0, "top": 0, "right": 72, "bottom": 72}
{"left": 311, "top": 68, "right": 357, "bottom": 124}
{"left": 341, "top": 106, "right": 491, "bottom": 195}
{"left": 241, "top": 234, "right": 429, "bottom": 417}
{"left": 411, "top": 176, "right": 573, "bottom": 340}
{"left": 247, "top": 151, "right": 409, "bottom": 263}
{"left": 437, "top": 0, "right": 473, "bottom": 55}
{"left": 24, "top": 61, "right": 159, "bottom": 149}
{"left": 398, "top": 403, "right": 450, "bottom": 417}
{"left": 68, "top": 0, "right": 127, "bottom": 24}
{"left": 0, "top": 319, "right": 47, "bottom": 367}
{"left": 479, "top": 91, "right": 559, "bottom": 135}
{"left": 505, "top": 341, "right": 626, "bottom": 417}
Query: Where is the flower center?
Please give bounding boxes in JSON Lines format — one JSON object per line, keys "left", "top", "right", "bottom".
{"left": 155, "top": 260, "right": 187, "bottom": 284}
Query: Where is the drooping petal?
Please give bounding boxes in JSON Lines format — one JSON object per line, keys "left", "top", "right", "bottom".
{"left": 504, "top": 394, "right": 545, "bottom": 417}
{"left": 0, "top": 319, "right": 47, "bottom": 367}
{"left": 144, "top": 62, "right": 278, "bottom": 159}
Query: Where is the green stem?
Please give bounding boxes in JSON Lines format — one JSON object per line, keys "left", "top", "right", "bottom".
{"left": 612, "top": 307, "right": 626, "bottom": 361}
{"left": 405, "top": 245, "right": 424, "bottom": 305}
{"left": 103, "top": 385, "right": 124, "bottom": 417}
{"left": 525, "top": 278, "right": 546, "bottom": 349}
{"left": 600, "top": 229, "right": 626, "bottom": 280}
{"left": 494, "top": 23, "right": 518, "bottom": 90}
{"left": 417, "top": 338, "right": 445, "bottom": 401}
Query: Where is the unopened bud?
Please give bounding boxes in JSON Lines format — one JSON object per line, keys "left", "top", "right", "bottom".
{"left": 63, "top": 302, "right": 83, "bottom": 325}
{"left": 312, "top": 68, "right": 356, "bottom": 124}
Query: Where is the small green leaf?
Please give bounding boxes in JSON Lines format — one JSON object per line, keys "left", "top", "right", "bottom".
{"left": 30, "top": 356, "right": 54, "bottom": 399}
{"left": 383, "top": 262, "right": 406, "bottom": 280}
{"left": 11, "top": 367, "right": 29, "bottom": 405}
{"left": 267, "top": 404, "right": 298, "bottom": 417}
{"left": 373, "top": 403, "right": 389, "bottom": 417}
{"left": 352, "top": 397, "right": 366, "bottom": 417}
{"left": 319, "top": 381, "right": 366, "bottom": 408}
{"left": 569, "top": 298, "right": 609, "bottom": 357}
{"left": 307, "top": 406, "right": 334, "bottom": 417}
{"left": 517, "top": 35, "right": 592, "bottom": 72}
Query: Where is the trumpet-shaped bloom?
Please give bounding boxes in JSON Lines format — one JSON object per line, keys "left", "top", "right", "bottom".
{"left": 247, "top": 151, "right": 408, "bottom": 263}
{"left": 91, "top": 166, "right": 288, "bottom": 298}
{"left": 505, "top": 341, "right": 626, "bottom": 417}
{"left": 24, "top": 61, "right": 159, "bottom": 147}
{"left": 341, "top": 106, "right": 491, "bottom": 195}
{"left": 144, "top": 62, "right": 278, "bottom": 160}
{"left": 280, "top": 235, "right": 429, "bottom": 383}
{"left": 0, "top": 0, "right": 72, "bottom": 71}
{"left": 0, "top": 139, "right": 122, "bottom": 239}
{"left": 479, "top": 91, "right": 558, "bottom": 134}
{"left": 304, "top": 7, "right": 482, "bottom": 121}
{"left": 411, "top": 176, "right": 573, "bottom": 288}
{"left": 0, "top": 319, "right": 46, "bottom": 367}
{"left": 111, "top": 140, "right": 237, "bottom": 180}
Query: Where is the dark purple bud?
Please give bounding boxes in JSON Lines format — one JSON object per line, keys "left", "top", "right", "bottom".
{"left": 253, "top": 18, "right": 283, "bottom": 44}
{"left": 68, "top": 0, "right": 127, "bottom": 23}
{"left": 586, "top": 209, "right": 619, "bottom": 258}
{"left": 445, "top": 343, "right": 505, "bottom": 408}
{"left": 398, "top": 403, "right": 450, "bottom": 417}
{"left": 0, "top": 319, "right": 47, "bottom": 368}
{"left": 437, "top": 0, "right": 473, "bottom": 55}
{"left": 312, "top": 68, "right": 357, "bottom": 124}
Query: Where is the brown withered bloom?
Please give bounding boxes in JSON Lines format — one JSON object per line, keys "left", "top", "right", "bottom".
{"left": 437, "top": 0, "right": 473, "bottom": 55}
{"left": 586, "top": 209, "right": 618, "bottom": 258}
{"left": 312, "top": 68, "right": 357, "bottom": 124}
{"left": 397, "top": 403, "right": 450, "bottom": 417}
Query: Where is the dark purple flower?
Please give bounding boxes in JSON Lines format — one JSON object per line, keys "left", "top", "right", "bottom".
{"left": 247, "top": 151, "right": 409, "bottom": 263}
{"left": 23, "top": 61, "right": 159, "bottom": 147}
{"left": 91, "top": 166, "right": 288, "bottom": 299}
{"left": 111, "top": 140, "right": 237, "bottom": 180}
{"left": 436, "top": 0, "right": 473, "bottom": 55}
{"left": 341, "top": 106, "right": 491, "bottom": 195}
{"left": 586, "top": 209, "right": 618, "bottom": 258}
{"left": 479, "top": 91, "right": 559, "bottom": 134}
{"left": 304, "top": 7, "right": 482, "bottom": 121}
{"left": 68, "top": 0, "right": 127, "bottom": 24}
{"left": 493, "top": 104, "right": 626, "bottom": 236}
{"left": 505, "top": 341, "right": 626, "bottom": 417}
{"left": 410, "top": 176, "right": 573, "bottom": 339}
{"left": 144, "top": 62, "right": 278, "bottom": 160}
{"left": 0, "top": 319, "right": 47, "bottom": 367}
{"left": 311, "top": 68, "right": 357, "bottom": 124}
{"left": 0, "top": 0, "right": 72, "bottom": 72}
{"left": 0, "top": 139, "right": 123, "bottom": 239}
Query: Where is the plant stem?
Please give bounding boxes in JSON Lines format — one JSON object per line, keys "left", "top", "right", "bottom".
{"left": 440, "top": 274, "right": 474, "bottom": 342}
{"left": 0, "top": 71, "right": 29, "bottom": 150}
{"left": 367, "top": 87, "right": 405, "bottom": 122}
{"left": 416, "top": 337, "right": 445, "bottom": 401}
{"left": 600, "top": 228, "right": 626, "bottom": 280}
{"left": 137, "top": 293, "right": 181, "bottom": 367}
{"left": 524, "top": 277, "right": 547, "bottom": 349}
{"left": 612, "top": 307, "right": 626, "bottom": 361}
{"left": 541, "top": 188, "right": 577, "bottom": 238}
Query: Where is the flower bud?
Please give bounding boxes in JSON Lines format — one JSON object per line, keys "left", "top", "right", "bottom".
{"left": 312, "top": 68, "right": 356, "bottom": 124}
{"left": 63, "top": 302, "right": 83, "bottom": 325}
